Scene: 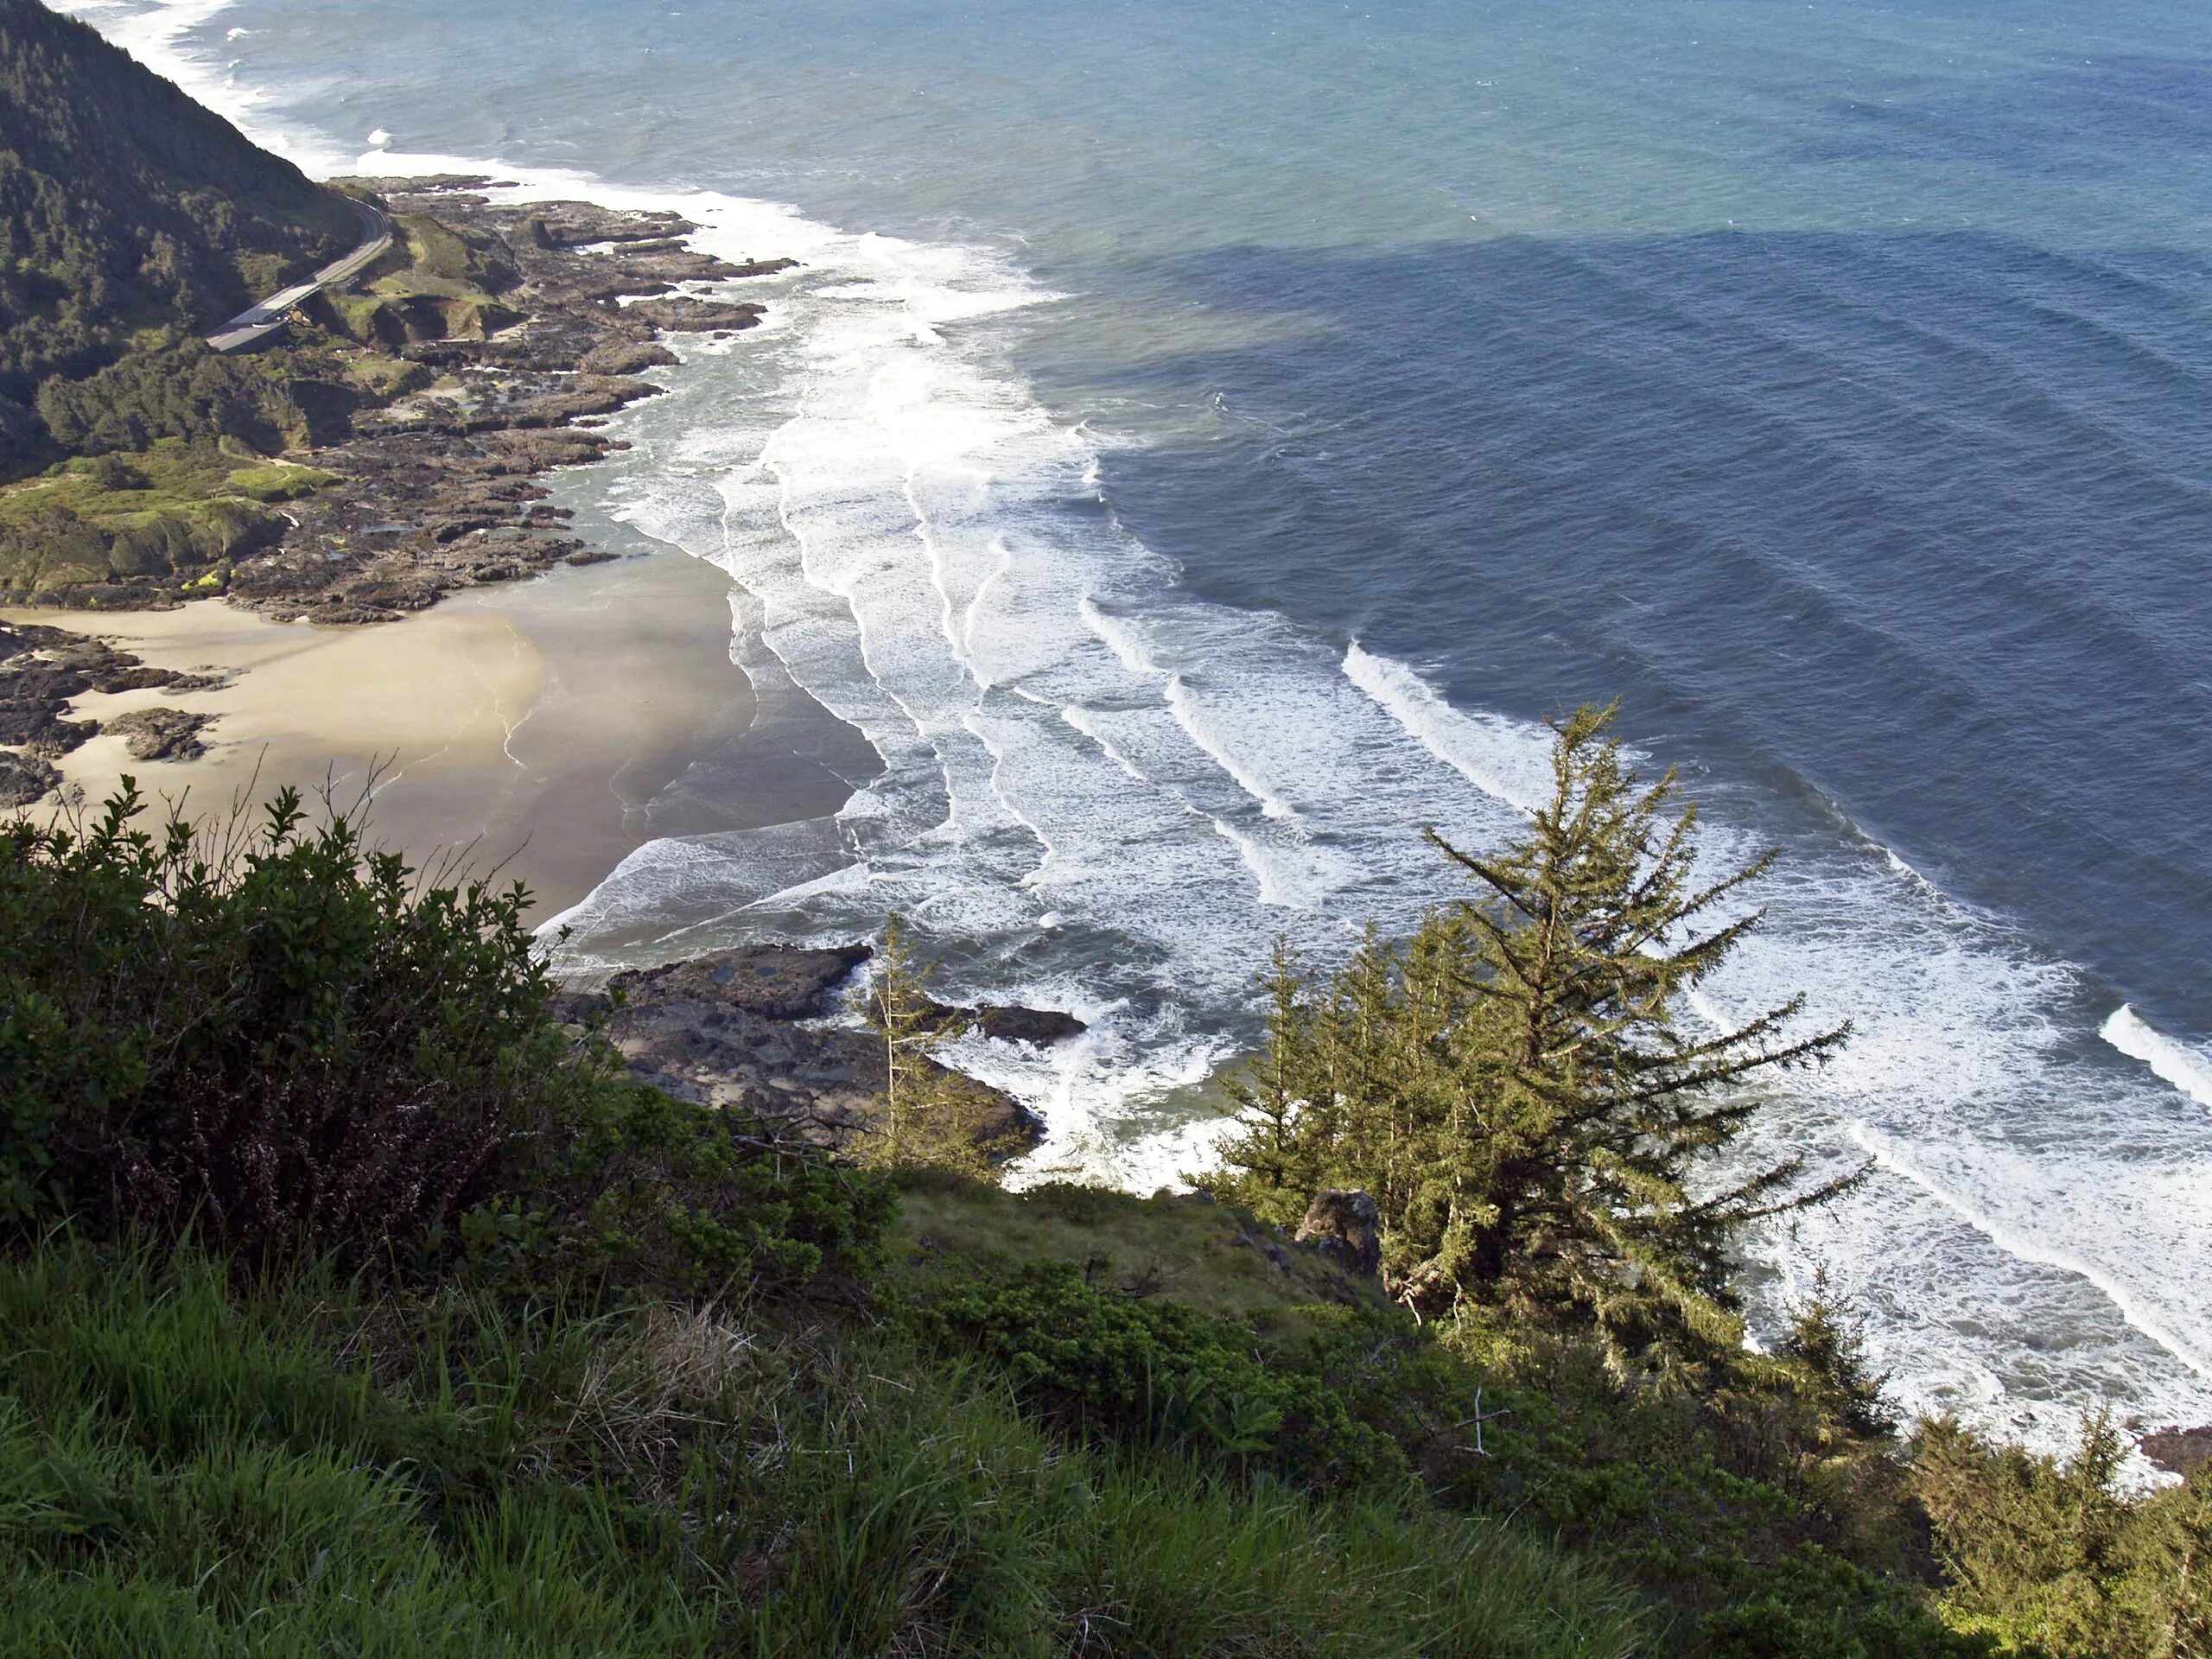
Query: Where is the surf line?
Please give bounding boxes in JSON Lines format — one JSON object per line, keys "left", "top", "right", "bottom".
{"left": 2102, "top": 1005, "right": 2212, "bottom": 1114}
{"left": 1850, "top": 1121, "right": 2212, "bottom": 1382}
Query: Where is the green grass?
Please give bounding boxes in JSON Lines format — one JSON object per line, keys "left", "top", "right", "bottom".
{"left": 0, "top": 441, "right": 334, "bottom": 592}
{"left": 0, "top": 1237, "right": 1648, "bottom": 1658}
{"left": 377, "top": 214, "right": 485, "bottom": 295}
{"left": 340, "top": 352, "right": 435, "bottom": 401}
{"left": 300, "top": 213, "right": 524, "bottom": 350}
{"left": 892, "top": 1169, "right": 1386, "bottom": 1334}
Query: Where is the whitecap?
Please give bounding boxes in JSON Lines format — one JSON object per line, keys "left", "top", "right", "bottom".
{"left": 2103, "top": 1004, "right": 2212, "bottom": 1112}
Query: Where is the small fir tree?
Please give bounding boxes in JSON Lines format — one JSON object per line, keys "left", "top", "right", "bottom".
{"left": 854, "top": 912, "right": 1012, "bottom": 1181}
{"left": 1781, "top": 1266, "right": 1897, "bottom": 1440}
{"left": 1207, "top": 703, "right": 1860, "bottom": 1376}
{"left": 1201, "top": 938, "right": 1318, "bottom": 1228}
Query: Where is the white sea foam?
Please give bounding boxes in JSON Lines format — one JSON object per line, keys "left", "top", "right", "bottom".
{"left": 1343, "top": 641, "right": 1552, "bottom": 814}
{"left": 68, "top": 0, "right": 2212, "bottom": 1452}
{"left": 1849, "top": 1122, "right": 2212, "bottom": 1384}
{"left": 2103, "top": 1005, "right": 2212, "bottom": 1112}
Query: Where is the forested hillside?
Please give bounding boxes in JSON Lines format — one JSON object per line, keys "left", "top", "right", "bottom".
{"left": 0, "top": 0, "right": 353, "bottom": 447}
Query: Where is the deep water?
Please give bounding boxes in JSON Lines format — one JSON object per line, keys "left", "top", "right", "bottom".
{"left": 67, "top": 0, "right": 2212, "bottom": 1459}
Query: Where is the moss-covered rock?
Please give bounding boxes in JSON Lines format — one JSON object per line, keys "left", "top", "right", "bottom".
{"left": 0, "top": 440, "right": 335, "bottom": 595}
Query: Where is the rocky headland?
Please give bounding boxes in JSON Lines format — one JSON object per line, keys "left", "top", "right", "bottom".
{"left": 0, "top": 175, "right": 795, "bottom": 807}
{"left": 214, "top": 176, "right": 791, "bottom": 626}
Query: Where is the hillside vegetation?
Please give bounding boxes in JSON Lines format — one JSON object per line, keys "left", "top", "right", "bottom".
{"left": 0, "top": 0, "right": 353, "bottom": 454}
{"left": 8, "top": 722, "right": 2209, "bottom": 1655}
{"left": 0, "top": 440, "right": 329, "bottom": 592}
{"left": 0, "top": 782, "right": 1644, "bottom": 1657}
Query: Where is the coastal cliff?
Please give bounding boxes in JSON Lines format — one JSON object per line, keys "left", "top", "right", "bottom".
{"left": 0, "top": 164, "right": 803, "bottom": 809}
{"left": 5, "top": 5, "right": 2212, "bottom": 1656}
{"left": 0, "top": 0, "right": 820, "bottom": 822}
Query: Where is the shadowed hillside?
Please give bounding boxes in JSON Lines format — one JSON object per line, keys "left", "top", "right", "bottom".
{"left": 0, "top": 0, "right": 353, "bottom": 444}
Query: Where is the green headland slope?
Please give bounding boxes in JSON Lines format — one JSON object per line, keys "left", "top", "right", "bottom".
{"left": 0, "top": 0, "right": 353, "bottom": 453}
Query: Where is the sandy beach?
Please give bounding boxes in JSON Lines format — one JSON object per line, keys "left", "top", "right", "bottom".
{"left": 3, "top": 550, "right": 871, "bottom": 921}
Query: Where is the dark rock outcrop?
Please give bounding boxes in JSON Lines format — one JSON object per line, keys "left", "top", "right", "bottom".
{"left": 0, "top": 623, "right": 229, "bottom": 800}
{"left": 559, "top": 944, "right": 1046, "bottom": 1160}
{"left": 618, "top": 296, "right": 766, "bottom": 334}
{"left": 194, "top": 181, "right": 782, "bottom": 625}
{"left": 972, "top": 1004, "right": 1088, "bottom": 1046}
{"left": 579, "top": 340, "right": 679, "bottom": 377}
{"left": 605, "top": 943, "right": 874, "bottom": 1021}
{"left": 919, "top": 997, "right": 1087, "bottom": 1047}
{"left": 0, "top": 706, "right": 93, "bottom": 757}
{"left": 2140, "top": 1426, "right": 2212, "bottom": 1479}
{"left": 1294, "top": 1189, "right": 1383, "bottom": 1280}
{"left": 0, "top": 750, "right": 60, "bottom": 807}
{"left": 104, "top": 706, "right": 215, "bottom": 761}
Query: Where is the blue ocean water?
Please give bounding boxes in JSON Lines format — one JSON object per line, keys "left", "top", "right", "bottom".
{"left": 73, "top": 0, "right": 2212, "bottom": 1454}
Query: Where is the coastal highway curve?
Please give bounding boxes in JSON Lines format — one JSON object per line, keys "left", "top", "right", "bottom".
{"left": 207, "top": 195, "right": 392, "bottom": 354}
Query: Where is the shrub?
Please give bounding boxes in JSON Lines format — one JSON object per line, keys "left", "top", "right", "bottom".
{"left": 1409, "top": 1322, "right": 1979, "bottom": 1657}
{"left": 0, "top": 784, "right": 566, "bottom": 1260}
{"left": 903, "top": 1260, "right": 1399, "bottom": 1489}
{"left": 0, "top": 785, "right": 884, "bottom": 1297}
{"left": 34, "top": 343, "right": 306, "bottom": 456}
{"left": 1914, "top": 1414, "right": 2212, "bottom": 1657}
{"left": 467, "top": 1079, "right": 894, "bottom": 1301}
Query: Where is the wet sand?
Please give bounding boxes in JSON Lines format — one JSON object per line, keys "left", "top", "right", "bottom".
{"left": 5, "top": 550, "right": 872, "bottom": 920}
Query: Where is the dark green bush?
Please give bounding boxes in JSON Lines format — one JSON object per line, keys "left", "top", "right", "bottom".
{"left": 1914, "top": 1414, "right": 2212, "bottom": 1657}
{"left": 34, "top": 343, "right": 305, "bottom": 456}
{"left": 1, "top": 783, "right": 568, "bottom": 1260}
{"left": 465, "top": 1080, "right": 894, "bottom": 1301}
{"left": 903, "top": 1260, "right": 1399, "bottom": 1489}
{"left": 1390, "top": 1321, "right": 1981, "bottom": 1658}
{"left": 0, "top": 784, "right": 884, "bottom": 1297}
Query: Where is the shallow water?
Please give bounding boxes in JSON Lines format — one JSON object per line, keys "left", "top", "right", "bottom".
{"left": 66, "top": 0, "right": 2212, "bottom": 1457}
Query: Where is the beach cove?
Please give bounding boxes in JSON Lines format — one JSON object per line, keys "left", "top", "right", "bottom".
{"left": 4, "top": 543, "right": 868, "bottom": 921}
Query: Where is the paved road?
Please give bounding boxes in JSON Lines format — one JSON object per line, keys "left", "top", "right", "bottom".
{"left": 207, "top": 197, "right": 392, "bottom": 353}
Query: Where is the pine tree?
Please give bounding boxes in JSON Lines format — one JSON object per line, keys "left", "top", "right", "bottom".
{"left": 1208, "top": 703, "right": 1859, "bottom": 1374}
{"left": 1204, "top": 937, "right": 1318, "bottom": 1227}
{"left": 1781, "top": 1266, "right": 1897, "bottom": 1440}
{"left": 1414, "top": 703, "right": 1856, "bottom": 1363}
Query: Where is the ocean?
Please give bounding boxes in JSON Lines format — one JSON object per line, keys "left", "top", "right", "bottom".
{"left": 65, "top": 0, "right": 2212, "bottom": 1459}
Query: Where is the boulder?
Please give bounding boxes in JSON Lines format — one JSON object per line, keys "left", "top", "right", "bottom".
{"left": 973, "top": 1004, "right": 1088, "bottom": 1046}
{"left": 0, "top": 750, "right": 60, "bottom": 807}
{"left": 104, "top": 707, "right": 215, "bottom": 761}
{"left": 1294, "top": 1189, "right": 1383, "bottom": 1280}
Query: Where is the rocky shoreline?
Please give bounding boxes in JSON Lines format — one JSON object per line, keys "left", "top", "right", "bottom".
{"left": 0, "top": 618, "right": 223, "bottom": 803}
{"left": 0, "top": 175, "right": 791, "bottom": 807}
{"left": 217, "top": 176, "right": 789, "bottom": 626}
{"left": 554, "top": 943, "right": 1073, "bottom": 1162}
